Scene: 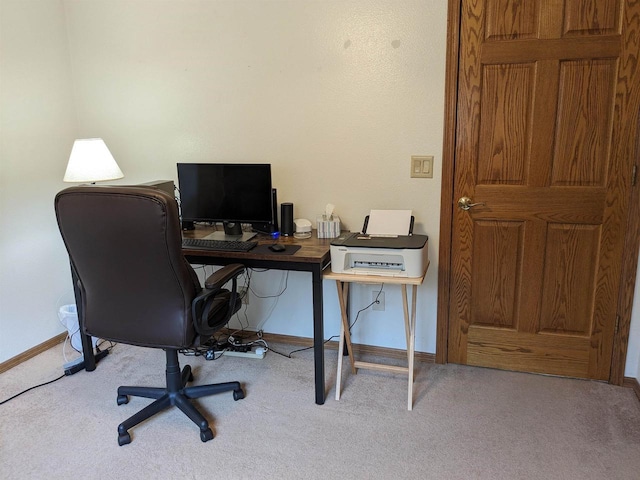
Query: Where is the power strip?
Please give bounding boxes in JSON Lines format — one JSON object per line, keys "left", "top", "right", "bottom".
{"left": 223, "top": 348, "right": 265, "bottom": 359}
{"left": 63, "top": 357, "right": 84, "bottom": 371}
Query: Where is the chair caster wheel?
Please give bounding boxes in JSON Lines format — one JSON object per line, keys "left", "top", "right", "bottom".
{"left": 117, "top": 395, "right": 129, "bottom": 405}
{"left": 118, "top": 432, "right": 131, "bottom": 446}
{"left": 200, "top": 428, "right": 214, "bottom": 442}
{"left": 233, "top": 389, "right": 245, "bottom": 401}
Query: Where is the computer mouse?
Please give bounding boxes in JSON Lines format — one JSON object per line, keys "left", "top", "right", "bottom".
{"left": 269, "top": 244, "right": 286, "bottom": 252}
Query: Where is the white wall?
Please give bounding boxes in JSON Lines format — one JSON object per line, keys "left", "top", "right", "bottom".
{"left": 62, "top": 0, "right": 446, "bottom": 353}
{"left": 1, "top": 0, "right": 639, "bottom": 379}
{"left": 0, "top": 0, "right": 79, "bottom": 362}
{"left": 625, "top": 256, "right": 640, "bottom": 382}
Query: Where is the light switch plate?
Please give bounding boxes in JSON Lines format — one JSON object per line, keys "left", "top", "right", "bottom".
{"left": 410, "top": 155, "right": 434, "bottom": 178}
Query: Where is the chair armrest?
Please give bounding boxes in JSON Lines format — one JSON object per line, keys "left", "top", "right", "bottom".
{"left": 204, "top": 263, "right": 245, "bottom": 290}
{"left": 191, "top": 263, "right": 246, "bottom": 337}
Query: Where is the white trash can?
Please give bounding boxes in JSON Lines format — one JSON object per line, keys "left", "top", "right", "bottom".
{"left": 58, "top": 304, "right": 98, "bottom": 353}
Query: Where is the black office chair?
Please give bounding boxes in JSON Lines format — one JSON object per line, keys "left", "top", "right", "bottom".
{"left": 55, "top": 185, "right": 246, "bottom": 446}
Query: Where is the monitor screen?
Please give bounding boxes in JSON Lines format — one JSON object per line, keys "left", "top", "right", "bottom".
{"left": 177, "top": 163, "right": 273, "bottom": 236}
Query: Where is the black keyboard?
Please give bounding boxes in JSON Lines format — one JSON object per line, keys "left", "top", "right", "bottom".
{"left": 182, "top": 238, "right": 257, "bottom": 252}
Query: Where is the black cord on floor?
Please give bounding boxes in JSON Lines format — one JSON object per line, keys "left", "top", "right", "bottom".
{"left": 0, "top": 374, "right": 65, "bottom": 406}
{"left": 268, "top": 335, "right": 340, "bottom": 358}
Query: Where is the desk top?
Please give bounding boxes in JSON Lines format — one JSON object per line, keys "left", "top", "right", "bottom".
{"left": 182, "top": 225, "right": 332, "bottom": 266}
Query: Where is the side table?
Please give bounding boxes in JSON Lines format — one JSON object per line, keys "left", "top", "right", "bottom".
{"left": 324, "top": 262, "right": 428, "bottom": 410}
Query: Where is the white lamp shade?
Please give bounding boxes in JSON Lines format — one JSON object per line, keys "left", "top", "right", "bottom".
{"left": 63, "top": 138, "right": 124, "bottom": 182}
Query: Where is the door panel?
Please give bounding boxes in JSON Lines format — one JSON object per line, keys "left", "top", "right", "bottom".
{"left": 553, "top": 59, "right": 616, "bottom": 186}
{"left": 563, "top": 0, "right": 620, "bottom": 36}
{"left": 470, "top": 221, "right": 523, "bottom": 329}
{"left": 448, "top": 0, "right": 640, "bottom": 380}
{"left": 539, "top": 224, "right": 600, "bottom": 335}
{"left": 478, "top": 64, "right": 532, "bottom": 184}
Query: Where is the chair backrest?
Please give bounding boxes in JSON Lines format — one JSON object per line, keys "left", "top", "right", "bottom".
{"left": 55, "top": 185, "right": 200, "bottom": 349}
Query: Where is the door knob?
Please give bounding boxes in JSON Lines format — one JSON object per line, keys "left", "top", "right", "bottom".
{"left": 458, "top": 197, "right": 485, "bottom": 211}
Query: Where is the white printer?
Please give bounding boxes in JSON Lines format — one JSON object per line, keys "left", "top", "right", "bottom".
{"left": 330, "top": 232, "right": 428, "bottom": 278}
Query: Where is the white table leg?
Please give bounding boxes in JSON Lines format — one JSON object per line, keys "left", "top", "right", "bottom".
{"left": 401, "top": 285, "right": 415, "bottom": 411}
{"left": 335, "top": 281, "right": 353, "bottom": 401}
{"left": 336, "top": 311, "right": 345, "bottom": 401}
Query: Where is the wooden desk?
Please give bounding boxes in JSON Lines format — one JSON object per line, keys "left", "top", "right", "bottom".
{"left": 324, "top": 263, "right": 428, "bottom": 410}
{"left": 182, "top": 226, "right": 332, "bottom": 405}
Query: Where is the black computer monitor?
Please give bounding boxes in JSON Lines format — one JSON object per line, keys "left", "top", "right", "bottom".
{"left": 177, "top": 163, "right": 273, "bottom": 241}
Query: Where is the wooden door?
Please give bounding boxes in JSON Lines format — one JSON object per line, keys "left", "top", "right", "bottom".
{"left": 447, "top": 0, "right": 640, "bottom": 380}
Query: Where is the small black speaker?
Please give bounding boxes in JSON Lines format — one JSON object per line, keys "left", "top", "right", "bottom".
{"left": 281, "top": 202, "right": 294, "bottom": 236}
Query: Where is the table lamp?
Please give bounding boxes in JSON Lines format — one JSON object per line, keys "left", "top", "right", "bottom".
{"left": 63, "top": 138, "right": 124, "bottom": 183}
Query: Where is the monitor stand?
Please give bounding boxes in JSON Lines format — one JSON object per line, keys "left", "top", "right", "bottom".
{"left": 203, "top": 222, "right": 256, "bottom": 242}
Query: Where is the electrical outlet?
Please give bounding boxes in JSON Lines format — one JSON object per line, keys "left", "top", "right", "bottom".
{"left": 372, "top": 290, "right": 385, "bottom": 311}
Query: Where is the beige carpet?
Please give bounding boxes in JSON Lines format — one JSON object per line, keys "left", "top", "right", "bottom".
{"left": 1, "top": 341, "right": 639, "bottom": 479}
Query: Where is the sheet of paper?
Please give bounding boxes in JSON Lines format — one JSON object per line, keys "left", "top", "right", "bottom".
{"left": 366, "top": 209, "right": 412, "bottom": 236}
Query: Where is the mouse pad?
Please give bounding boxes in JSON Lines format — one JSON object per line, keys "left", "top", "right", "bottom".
{"left": 252, "top": 245, "right": 301, "bottom": 255}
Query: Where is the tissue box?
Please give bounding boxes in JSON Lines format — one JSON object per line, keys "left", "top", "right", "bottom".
{"left": 316, "top": 216, "right": 341, "bottom": 238}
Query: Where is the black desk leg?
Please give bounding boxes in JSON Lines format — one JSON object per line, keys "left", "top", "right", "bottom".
{"left": 312, "top": 265, "right": 325, "bottom": 405}
{"left": 71, "top": 265, "right": 96, "bottom": 371}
